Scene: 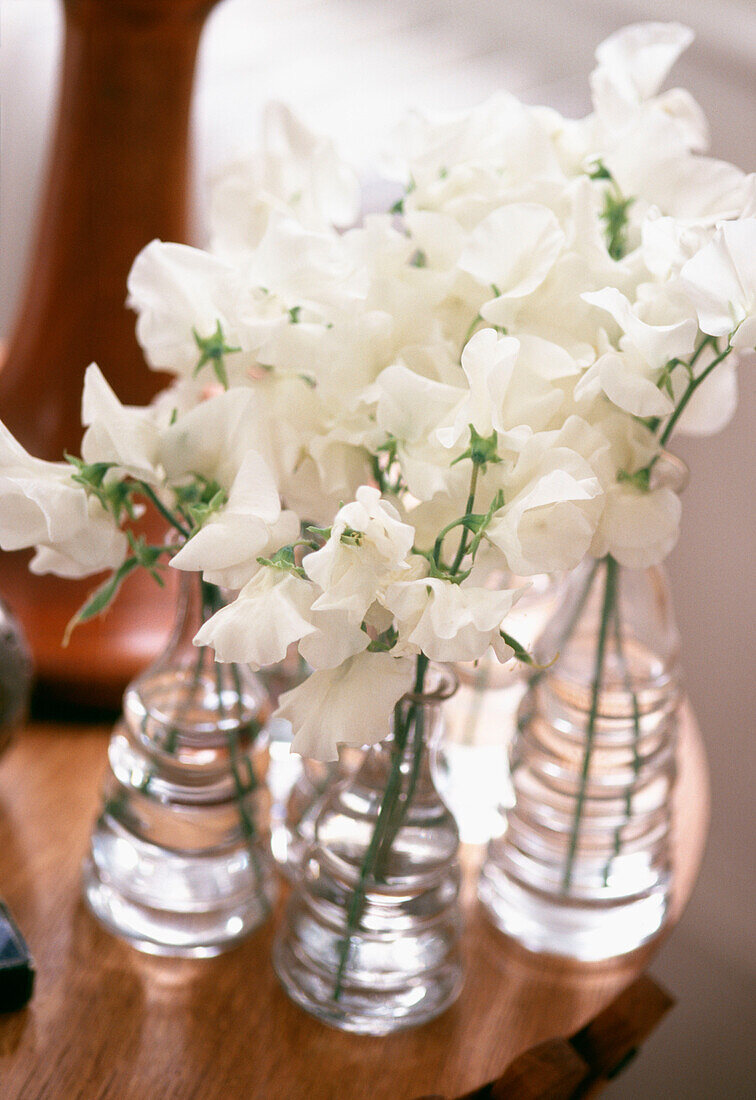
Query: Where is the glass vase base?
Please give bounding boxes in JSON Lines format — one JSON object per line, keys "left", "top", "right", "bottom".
{"left": 82, "top": 832, "right": 277, "bottom": 957}
{"left": 478, "top": 865, "right": 669, "bottom": 962}
{"left": 272, "top": 924, "right": 463, "bottom": 1035}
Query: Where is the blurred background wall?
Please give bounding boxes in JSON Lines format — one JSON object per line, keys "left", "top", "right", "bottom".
{"left": 1, "top": 1, "right": 754, "bottom": 1094}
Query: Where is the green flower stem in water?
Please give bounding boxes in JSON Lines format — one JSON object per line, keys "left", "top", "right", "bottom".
{"left": 562, "top": 555, "right": 618, "bottom": 892}
{"left": 525, "top": 558, "right": 600, "bottom": 705}
{"left": 333, "top": 652, "right": 429, "bottom": 1001}
{"left": 601, "top": 594, "right": 642, "bottom": 887}
{"left": 372, "top": 657, "right": 429, "bottom": 879}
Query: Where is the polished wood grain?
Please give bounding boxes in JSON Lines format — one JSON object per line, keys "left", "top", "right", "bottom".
{"left": 0, "top": 711, "right": 708, "bottom": 1100}
{"left": 0, "top": 0, "right": 218, "bottom": 706}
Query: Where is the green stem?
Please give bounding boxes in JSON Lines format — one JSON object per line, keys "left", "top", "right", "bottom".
{"left": 659, "top": 346, "right": 732, "bottom": 447}
{"left": 333, "top": 652, "right": 429, "bottom": 1001}
{"left": 373, "top": 656, "right": 429, "bottom": 878}
{"left": 562, "top": 556, "right": 617, "bottom": 892}
{"left": 601, "top": 596, "right": 642, "bottom": 887}
{"left": 526, "top": 560, "right": 600, "bottom": 702}
{"left": 450, "top": 464, "right": 480, "bottom": 574}
{"left": 460, "top": 312, "right": 483, "bottom": 355}
{"left": 137, "top": 482, "right": 191, "bottom": 540}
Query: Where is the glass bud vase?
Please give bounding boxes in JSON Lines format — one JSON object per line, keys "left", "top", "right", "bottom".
{"left": 82, "top": 572, "right": 277, "bottom": 956}
{"left": 276, "top": 752, "right": 365, "bottom": 880}
{"left": 479, "top": 553, "right": 682, "bottom": 961}
{"left": 433, "top": 572, "right": 562, "bottom": 844}
{"left": 273, "top": 667, "right": 463, "bottom": 1034}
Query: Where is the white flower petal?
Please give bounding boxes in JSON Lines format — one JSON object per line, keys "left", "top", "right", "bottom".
{"left": 278, "top": 652, "right": 414, "bottom": 761}
{"left": 598, "top": 353, "right": 674, "bottom": 417}
{"left": 194, "top": 572, "right": 317, "bottom": 667}
{"left": 459, "top": 204, "right": 565, "bottom": 298}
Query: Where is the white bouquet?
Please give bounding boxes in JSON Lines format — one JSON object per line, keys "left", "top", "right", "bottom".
{"left": 0, "top": 22, "right": 752, "bottom": 766}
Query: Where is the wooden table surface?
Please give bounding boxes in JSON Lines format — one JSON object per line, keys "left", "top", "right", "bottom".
{"left": 0, "top": 713, "right": 708, "bottom": 1100}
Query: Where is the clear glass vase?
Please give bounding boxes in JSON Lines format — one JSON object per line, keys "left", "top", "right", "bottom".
{"left": 478, "top": 551, "right": 682, "bottom": 960}
{"left": 276, "top": 750, "right": 363, "bottom": 880}
{"left": 432, "top": 572, "right": 562, "bottom": 844}
{"left": 82, "top": 572, "right": 277, "bottom": 956}
{"left": 273, "top": 664, "right": 463, "bottom": 1034}
{"left": 260, "top": 647, "right": 315, "bottom": 869}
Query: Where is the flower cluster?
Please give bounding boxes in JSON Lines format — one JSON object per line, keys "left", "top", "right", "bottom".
{"left": 0, "top": 25, "right": 752, "bottom": 759}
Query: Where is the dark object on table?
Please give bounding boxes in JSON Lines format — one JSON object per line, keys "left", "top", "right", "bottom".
{"left": 424, "top": 975, "right": 674, "bottom": 1099}
{"left": 0, "top": 597, "right": 33, "bottom": 759}
{"left": 0, "top": 901, "right": 34, "bottom": 1013}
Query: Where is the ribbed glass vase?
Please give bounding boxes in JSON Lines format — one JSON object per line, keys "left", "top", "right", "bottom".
{"left": 479, "top": 551, "right": 682, "bottom": 960}
{"left": 273, "top": 664, "right": 463, "bottom": 1034}
{"left": 261, "top": 648, "right": 313, "bottom": 868}
{"left": 433, "top": 572, "right": 562, "bottom": 844}
{"left": 275, "top": 755, "right": 336, "bottom": 877}
{"left": 82, "top": 572, "right": 277, "bottom": 956}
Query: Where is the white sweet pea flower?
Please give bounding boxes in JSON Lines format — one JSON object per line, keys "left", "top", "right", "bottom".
{"left": 459, "top": 204, "right": 565, "bottom": 300}
{"left": 385, "top": 576, "right": 521, "bottom": 664}
{"left": 158, "top": 388, "right": 271, "bottom": 491}
{"left": 0, "top": 422, "right": 127, "bottom": 578}
{"left": 276, "top": 651, "right": 415, "bottom": 761}
{"left": 170, "top": 449, "right": 298, "bottom": 589}
{"left": 304, "top": 486, "right": 415, "bottom": 620}
{"left": 209, "top": 102, "right": 360, "bottom": 257}
{"left": 603, "top": 108, "right": 754, "bottom": 224}
{"left": 127, "top": 240, "right": 257, "bottom": 378}
{"left": 248, "top": 214, "right": 370, "bottom": 313}
{"left": 672, "top": 345, "right": 739, "bottom": 435}
{"left": 590, "top": 23, "right": 695, "bottom": 129}
{"left": 576, "top": 287, "right": 696, "bottom": 416}
{"left": 582, "top": 287, "right": 697, "bottom": 368}
{"left": 80, "top": 363, "right": 165, "bottom": 482}
{"left": 437, "top": 329, "right": 520, "bottom": 449}
{"left": 575, "top": 349, "right": 674, "bottom": 418}
{"left": 296, "top": 609, "right": 370, "bottom": 670}
{"left": 437, "top": 330, "right": 570, "bottom": 452}
{"left": 592, "top": 484, "right": 681, "bottom": 567}
{"left": 679, "top": 219, "right": 756, "bottom": 350}
{"left": 372, "top": 360, "right": 465, "bottom": 501}
{"left": 487, "top": 436, "right": 604, "bottom": 575}
{"left": 194, "top": 570, "right": 317, "bottom": 666}
{"left": 194, "top": 562, "right": 369, "bottom": 669}
{"left": 640, "top": 211, "right": 710, "bottom": 281}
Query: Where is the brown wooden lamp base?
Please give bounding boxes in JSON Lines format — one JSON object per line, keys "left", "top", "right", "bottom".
{"left": 0, "top": 0, "right": 219, "bottom": 705}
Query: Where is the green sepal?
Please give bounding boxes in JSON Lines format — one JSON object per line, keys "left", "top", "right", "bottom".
{"left": 601, "top": 190, "right": 635, "bottom": 261}
{"left": 192, "top": 320, "right": 240, "bottom": 390}
{"left": 450, "top": 425, "right": 502, "bottom": 471}
{"left": 586, "top": 158, "right": 612, "bottom": 181}
{"left": 499, "top": 629, "right": 535, "bottom": 666}
{"left": 65, "top": 454, "right": 137, "bottom": 521}
{"left": 256, "top": 545, "right": 306, "bottom": 579}
{"left": 306, "top": 524, "right": 331, "bottom": 542}
{"left": 389, "top": 176, "right": 416, "bottom": 215}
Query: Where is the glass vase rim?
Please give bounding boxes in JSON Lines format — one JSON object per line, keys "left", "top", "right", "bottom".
{"left": 650, "top": 450, "right": 689, "bottom": 495}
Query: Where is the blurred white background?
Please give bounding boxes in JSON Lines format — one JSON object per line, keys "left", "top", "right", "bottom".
{"left": 1, "top": 1, "right": 754, "bottom": 1095}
